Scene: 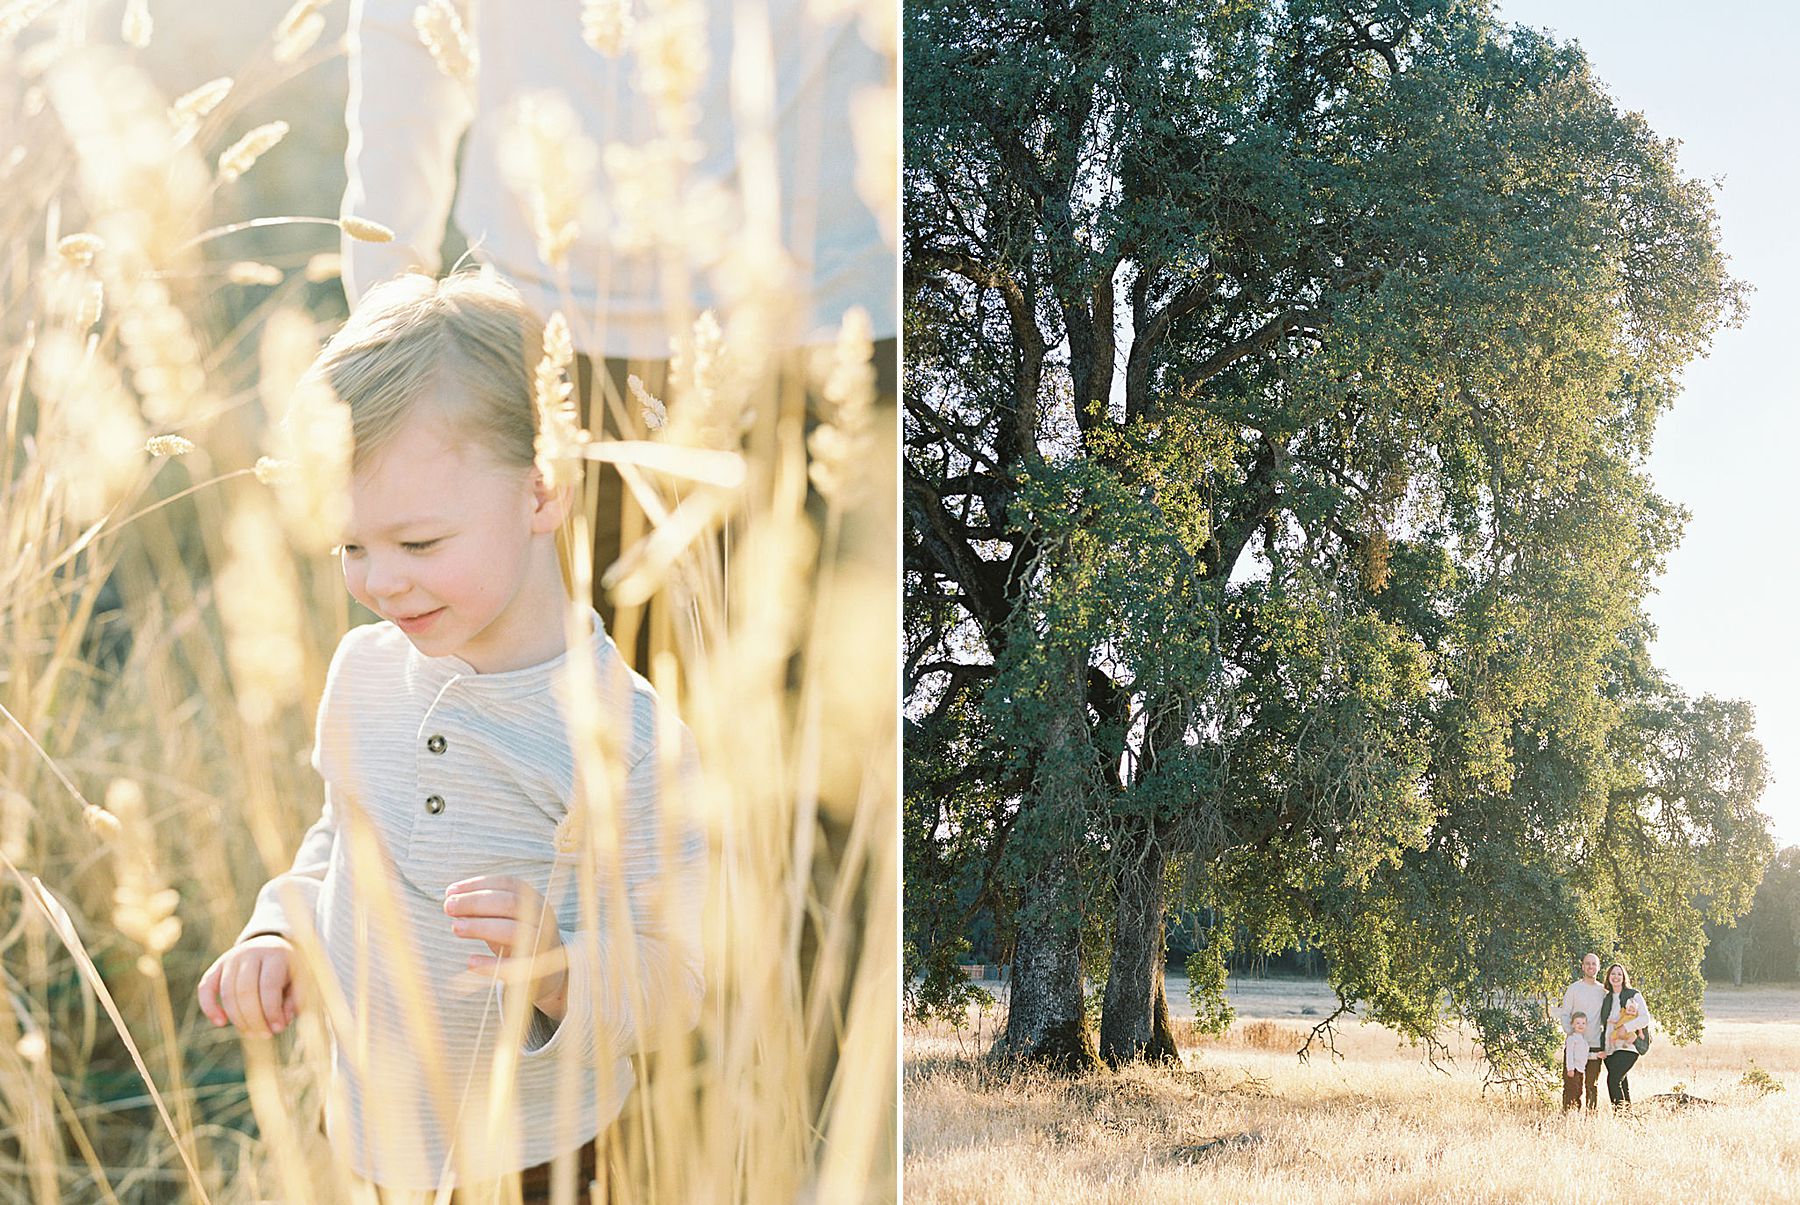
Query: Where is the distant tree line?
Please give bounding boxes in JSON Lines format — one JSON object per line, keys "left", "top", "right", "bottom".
{"left": 1704, "top": 848, "right": 1800, "bottom": 984}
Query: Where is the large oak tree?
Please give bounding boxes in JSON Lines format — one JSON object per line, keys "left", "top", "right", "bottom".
{"left": 904, "top": 0, "right": 1769, "bottom": 1072}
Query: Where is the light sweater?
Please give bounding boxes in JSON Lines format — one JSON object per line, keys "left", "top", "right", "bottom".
{"left": 342, "top": 0, "right": 896, "bottom": 359}
{"left": 240, "top": 614, "right": 706, "bottom": 1188}
{"left": 1556, "top": 979, "right": 1606, "bottom": 1050}
{"left": 1562, "top": 1032, "right": 1590, "bottom": 1073}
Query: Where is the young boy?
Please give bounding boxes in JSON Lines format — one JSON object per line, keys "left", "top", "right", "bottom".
{"left": 196, "top": 272, "right": 707, "bottom": 1195}
{"left": 1562, "top": 1012, "right": 1591, "bottom": 1112}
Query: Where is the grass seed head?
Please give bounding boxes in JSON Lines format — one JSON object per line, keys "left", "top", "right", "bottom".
{"left": 105, "top": 779, "right": 185, "bottom": 956}
{"left": 217, "top": 120, "right": 290, "bottom": 182}
{"left": 543, "top": 311, "right": 575, "bottom": 369}
{"left": 81, "top": 804, "right": 122, "bottom": 839}
{"left": 227, "top": 260, "right": 284, "bottom": 287}
{"left": 276, "top": 0, "right": 323, "bottom": 40}
{"left": 630, "top": 373, "right": 667, "bottom": 431}
{"left": 116, "top": 278, "right": 209, "bottom": 423}
{"left": 553, "top": 808, "right": 583, "bottom": 853}
{"left": 265, "top": 377, "right": 352, "bottom": 554}
{"left": 807, "top": 307, "right": 876, "bottom": 505}
{"left": 0, "top": 0, "right": 59, "bottom": 48}
{"left": 275, "top": 1, "right": 326, "bottom": 60}
{"left": 273, "top": 10, "right": 326, "bottom": 63}
{"left": 534, "top": 311, "right": 589, "bottom": 489}
{"left": 216, "top": 499, "right": 308, "bottom": 721}
{"left": 120, "top": 0, "right": 151, "bottom": 48}
{"left": 104, "top": 778, "right": 145, "bottom": 818}
{"left": 600, "top": 137, "right": 706, "bottom": 256}
{"left": 712, "top": 238, "right": 801, "bottom": 380}
{"left": 305, "top": 251, "right": 343, "bottom": 281}
{"left": 635, "top": 0, "right": 707, "bottom": 136}
{"left": 169, "top": 76, "right": 233, "bottom": 126}
{"left": 500, "top": 93, "right": 599, "bottom": 269}
{"left": 31, "top": 332, "right": 146, "bottom": 519}
{"left": 260, "top": 307, "right": 320, "bottom": 423}
{"left": 582, "top": 0, "right": 634, "bottom": 56}
{"left": 253, "top": 455, "right": 294, "bottom": 485}
{"left": 56, "top": 232, "right": 104, "bottom": 267}
{"left": 668, "top": 310, "right": 758, "bottom": 449}
{"left": 413, "top": 0, "right": 477, "bottom": 85}
{"left": 49, "top": 48, "right": 209, "bottom": 261}
{"left": 145, "top": 433, "right": 195, "bottom": 457}
{"left": 339, "top": 215, "right": 394, "bottom": 243}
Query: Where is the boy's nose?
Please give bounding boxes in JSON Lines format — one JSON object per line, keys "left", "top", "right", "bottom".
{"left": 363, "top": 555, "right": 410, "bottom": 600}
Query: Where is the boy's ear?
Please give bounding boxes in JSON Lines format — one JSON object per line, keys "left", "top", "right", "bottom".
{"left": 528, "top": 466, "right": 573, "bottom": 533}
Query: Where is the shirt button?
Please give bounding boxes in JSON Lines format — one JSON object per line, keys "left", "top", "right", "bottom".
{"left": 427, "top": 734, "right": 447, "bottom": 754}
{"left": 424, "top": 794, "right": 445, "bottom": 815}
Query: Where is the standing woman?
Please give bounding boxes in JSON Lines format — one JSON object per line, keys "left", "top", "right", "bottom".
{"left": 1597, "top": 962, "right": 1653, "bottom": 1109}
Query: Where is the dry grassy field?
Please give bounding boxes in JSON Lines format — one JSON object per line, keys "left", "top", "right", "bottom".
{"left": 904, "top": 979, "right": 1800, "bottom": 1203}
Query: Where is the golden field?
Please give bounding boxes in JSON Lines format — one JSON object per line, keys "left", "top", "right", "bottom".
{"left": 904, "top": 980, "right": 1800, "bottom": 1204}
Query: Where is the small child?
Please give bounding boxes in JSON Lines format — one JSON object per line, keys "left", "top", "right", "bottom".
{"left": 1562, "top": 1012, "right": 1590, "bottom": 1112}
{"left": 195, "top": 271, "right": 706, "bottom": 1194}
{"left": 1610, "top": 999, "right": 1641, "bottom": 1049}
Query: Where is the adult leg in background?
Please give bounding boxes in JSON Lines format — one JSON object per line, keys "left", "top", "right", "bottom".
{"left": 574, "top": 337, "right": 898, "bottom": 675}
{"left": 1583, "top": 1054, "right": 1604, "bottom": 1110}
{"left": 1604, "top": 1050, "right": 1639, "bottom": 1107}
{"left": 574, "top": 353, "right": 665, "bottom": 673}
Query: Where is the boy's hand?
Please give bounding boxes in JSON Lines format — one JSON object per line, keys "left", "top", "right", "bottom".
{"left": 197, "top": 934, "right": 299, "bottom": 1037}
{"left": 444, "top": 876, "right": 568, "bottom": 1020}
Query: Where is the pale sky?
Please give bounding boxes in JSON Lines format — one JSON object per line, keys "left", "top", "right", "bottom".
{"left": 1496, "top": 2, "right": 1800, "bottom": 847}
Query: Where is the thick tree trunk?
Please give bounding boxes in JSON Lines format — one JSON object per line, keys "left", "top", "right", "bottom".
{"left": 1150, "top": 971, "right": 1177, "bottom": 1058}
{"left": 994, "top": 637, "right": 1102, "bottom": 1071}
{"left": 1098, "top": 832, "right": 1180, "bottom": 1066}
{"left": 998, "top": 867, "right": 1100, "bottom": 1072}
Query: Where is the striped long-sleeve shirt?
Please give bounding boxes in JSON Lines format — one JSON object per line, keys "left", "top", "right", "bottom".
{"left": 240, "top": 614, "right": 706, "bottom": 1188}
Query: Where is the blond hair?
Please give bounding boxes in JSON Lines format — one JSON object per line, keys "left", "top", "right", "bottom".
{"left": 312, "top": 269, "right": 544, "bottom": 472}
{"left": 313, "top": 268, "right": 578, "bottom": 592}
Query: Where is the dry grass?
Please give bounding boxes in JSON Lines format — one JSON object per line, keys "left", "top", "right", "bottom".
{"left": 1, "top": 4, "right": 894, "bottom": 1203}
{"left": 904, "top": 983, "right": 1800, "bottom": 1203}
{"left": 1230, "top": 1019, "right": 1312, "bottom": 1052}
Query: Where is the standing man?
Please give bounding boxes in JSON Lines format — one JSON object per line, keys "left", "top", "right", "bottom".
{"left": 1554, "top": 952, "right": 1607, "bottom": 1110}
